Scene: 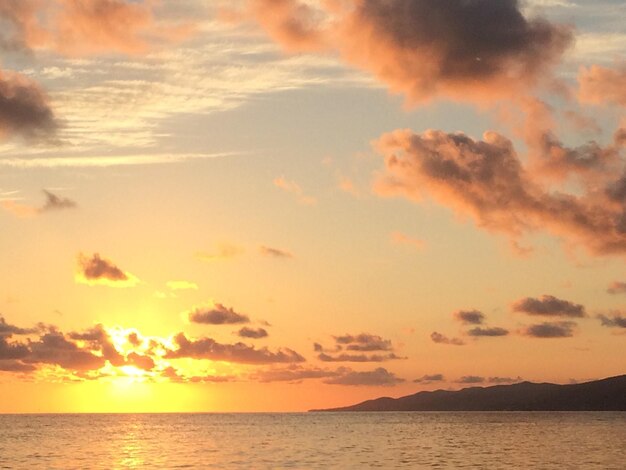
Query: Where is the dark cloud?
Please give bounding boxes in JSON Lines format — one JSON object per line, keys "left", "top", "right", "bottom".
{"left": 334, "top": 333, "right": 393, "bottom": 352}
{"left": 77, "top": 253, "right": 129, "bottom": 282}
{"left": 69, "top": 324, "right": 125, "bottom": 367}
{"left": 164, "top": 332, "right": 305, "bottom": 365}
{"left": 237, "top": 327, "right": 268, "bottom": 339}
{"left": 323, "top": 367, "right": 405, "bottom": 387}
{"left": 512, "top": 295, "right": 586, "bottom": 318}
{"left": 454, "top": 310, "right": 485, "bottom": 325}
{"left": 597, "top": 313, "right": 626, "bottom": 329}
{"left": 318, "top": 352, "right": 403, "bottom": 363}
{"left": 126, "top": 352, "right": 155, "bottom": 371}
{"left": 374, "top": 129, "right": 626, "bottom": 257}
{"left": 259, "top": 245, "right": 293, "bottom": 259}
{"left": 249, "top": 0, "right": 572, "bottom": 104}
{"left": 607, "top": 282, "right": 626, "bottom": 295}
{"left": 430, "top": 332, "right": 464, "bottom": 346}
{"left": 40, "top": 190, "right": 77, "bottom": 212}
{"left": 0, "top": 316, "right": 36, "bottom": 337}
{"left": 488, "top": 376, "right": 523, "bottom": 384}
{"left": 413, "top": 373, "right": 444, "bottom": 384}
{"left": 457, "top": 376, "right": 485, "bottom": 384}
{"left": 521, "top": 321, "right": 576, "bottom": 338}
{"left": 0, "top": 359, "right": 36, "bottom": 373}
{"left": 467, "top": 327, "right": 509, "bottom": 337}
{"left": 252, "top": 365, "right": 339, "bottom": 383}
{"left": 188, "top": 303, "right": 249, "bottom": 325}
{"left": 0, "top": 69, "right": 57, "bottom": 140}
{"left": 0, "top": 335, "right": 30, "bottom": 360}
{"left": 26, "top": 331, "right": 106, "bottom": 371}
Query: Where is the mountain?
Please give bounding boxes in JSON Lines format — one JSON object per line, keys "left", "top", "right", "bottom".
{"left": 312, "top": 375, "right": 626, "bottom": 412}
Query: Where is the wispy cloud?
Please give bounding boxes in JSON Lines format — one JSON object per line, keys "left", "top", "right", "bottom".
{"left": 273, "top": 176, "right": 316, "bottom": 205}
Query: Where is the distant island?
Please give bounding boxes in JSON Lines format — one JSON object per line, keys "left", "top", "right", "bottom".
{"left": 312, "top": 375, "right": 626, "bottom": 412}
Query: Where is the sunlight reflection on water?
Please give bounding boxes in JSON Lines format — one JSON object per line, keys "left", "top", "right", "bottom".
{"left": 0, "top": 412, "right": 624, "bottom": 468}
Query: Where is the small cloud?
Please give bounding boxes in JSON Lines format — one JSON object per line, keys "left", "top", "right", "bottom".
{"left": 521, "top": 321, "right": 577, "bottom": 338}
{"left": 164, "top": 332, "right": 305, "bottom": 365}
{"left": 334, "top": 333, "right": 393, "bottom": 352}
{"left": 259, "top": 246, "right": 293, "bottom": 259}
{"left": 390, "top": 231, "right": 425, "bottom": 250}
{"left": 512, "top": 295, "right": 586, "bottom": 318}
{"left": 187, "top": 303, "right": 249, "bottom": 325}
{"left": 456, "top": 376, "right": 485, "bottom": 384}
{"left": 488, "top": 376, "right": 523, "bottom": 384}
{"left": 337, "top": 176, "right": 361, "bottom": 197}
{"left": 40, "top": 190, "right": 77, "bottom": 212}
{"left": 195, "top": 243, "right": 244, "bottom": 262}
{"left": 467, "top": 327, "right": 509, "bottom": 337}
{"left": 253, "top": 365, "right": 338, "bottom": 383}
{"left": 273, "top": 176, "right": 316, "bottom": 206}
{"left": 166, "top": 280, "right": 198, "bottom": 291}
{"left": 430, "top": 332, "right": 465, "bottom": 346}
{"left": 1, "top": 190, "right": 76, "bottom": 218}
{"left": 323, "top": 367, "right": 405, "bottom": 387}
{"left": 75, "top": 253, "right": 139, "bottom": 288}
{"left": 607, "top": 282, "right": 626, "bottom": 295}
{"left": 318, "top": 352, "right": 403, "bottom": 362}
{"left": 597, "top": 313, "right": 626, "bottom": 329}
{"left": 237, "top": 327, "right": 268, "bottom": 339}
{"left": 413, "top": 373, "right": 444, "bottom": 383}
{"left": 454, "top": 310, "right": 485, "bottom": 325}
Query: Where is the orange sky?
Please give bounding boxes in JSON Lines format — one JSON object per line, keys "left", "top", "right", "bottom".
{"left": 0, "top": 0, "right": 625, "bottom": 412}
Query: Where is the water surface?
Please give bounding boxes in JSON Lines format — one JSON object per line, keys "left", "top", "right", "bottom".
{"left": 0, "top": 412, "right": 624, "bottom": 468}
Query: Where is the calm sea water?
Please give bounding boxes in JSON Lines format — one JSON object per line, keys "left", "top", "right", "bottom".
{"left": 0, "top": 412, "right": 624, "bottom": 468}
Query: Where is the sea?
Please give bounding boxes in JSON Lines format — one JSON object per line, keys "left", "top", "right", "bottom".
{"left": 0, "top": 412, "right": 624, "bottom": 468}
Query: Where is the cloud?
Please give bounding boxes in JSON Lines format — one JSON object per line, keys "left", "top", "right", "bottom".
{"left": 334, "top": 333, "right": 393, "bottom": 352}
{"left": 0, "top": 359, "right": 37, "bottom": 373}
{"left": 164, "top": 332, "right": 305, "bottom": 365}
{"left": 0, "top": 316, "right": 37, "bottom": 337}
{"left": 521, "top": 321, "right": 576, "bottom": 338}
{"left": 273, "top": 176, "right": 317, "bottom": 205}
{"left": 578, "top": 63, "right": 626, "bottom": 107}
{"left": 1, "top": 190, "right": 77, "bottom": 218}
{"left": 237, "top": 327, "right": 269, "bottom": 339}
{"left": 166, "top": 280, "right": 198, "bottom": 291}
{"left": 318, "top": 352, "right": 403, "bottom": 363}
{"left": 488, "top": 376, "right": 523, "bottom": 384}
{"left": 316, "top": 332, "right": 403, "bottom": 361}
{"left": 373, "top": 129, "right": 626, "bottom": 257}
{"left": 259, "top": 245, "right": 293, "bottom": 259}
{"left": 126, "top": 352, "right": 155, "bottom": 371}
{"left": 26, "top": 330, "right": 106, "bottom": 371}
{"left": 597, "top": 313, "right": 626, "bottom": 329}
{"left": 607, "top": 281, "right": 626, "bottom": 295}
{"left": 456, "top": 376, "right": 485, "bottom": 384}
{"left": 0, "top": 335, "right": 30, "bottom": 360}
{"left": 252, "top": 365, "right": 339, "bottom": 383}
{"left": 248, "top": 0, "right": 572, "bottom": 104}
{"left": 467, "top": 327, "right": 510, "bottom": 337}
{"left": 512, "top": 295, "right": 585, "bottom": 318}
{"left": 75, "top": 253, "right": 139, "bottom": 287}
{"left": 430, "top": 332, "right": 464, "bottom": 346}
{"left": 323, "top": 367, "right": 405, "bottom": 387}
{"left": 454, "top": 310, "right": 485, "bottom": 325}
{"left": 413, "top": 373, "right": 444, "bottom": 384}
{"left": 0, "top": 69, "right": 57, "bottom": 140}
{"left": 0, "top": 0, "right": 189, "bottom": 57}
{"left": 40, "top": 190, "right": 77, "bottom": 212}
{"left": 187, "top": 303, "right": 250, "bottom": 325}
{"left": 68, "top": 324, "right": 125, "bottom": 366}
{"left": 390, "top": 231, "right": 425, "bottom": 250}
{"left": 195, "top": 243, "right": 244, "bottom": 262}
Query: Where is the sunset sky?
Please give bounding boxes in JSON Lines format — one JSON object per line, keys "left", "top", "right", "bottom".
{"left": 0, "top": 0, "right": 624, "bottom": 412}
